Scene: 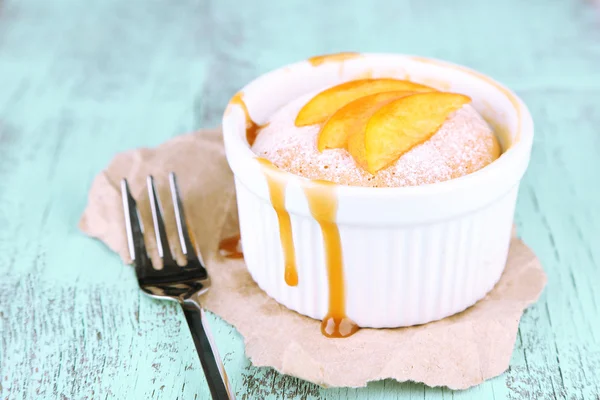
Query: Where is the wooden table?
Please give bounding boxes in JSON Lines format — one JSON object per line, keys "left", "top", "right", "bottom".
{"left": 1, "top": 0, "right": 599, "bottom": 398}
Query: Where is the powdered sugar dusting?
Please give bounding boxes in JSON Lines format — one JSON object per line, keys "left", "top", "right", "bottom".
{"left": 251, "top": 91, "right": 500, "bottom": 188}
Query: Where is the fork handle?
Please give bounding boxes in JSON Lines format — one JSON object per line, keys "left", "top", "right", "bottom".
{"left": 181, "top": 300, "right": 235, "bottom": 400}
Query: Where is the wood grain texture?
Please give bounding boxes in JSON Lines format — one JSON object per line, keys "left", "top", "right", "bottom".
{"left": 1, "top": 0, "right": 599, "bottom": 399}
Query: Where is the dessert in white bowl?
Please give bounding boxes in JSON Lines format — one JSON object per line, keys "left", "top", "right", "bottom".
{"left": 222, "top": 53, "right": 533, "bottom": 338}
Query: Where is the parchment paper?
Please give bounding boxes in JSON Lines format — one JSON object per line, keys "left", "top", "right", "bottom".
{"left": 79, "top": 128, "right": 547, "bottom": 390}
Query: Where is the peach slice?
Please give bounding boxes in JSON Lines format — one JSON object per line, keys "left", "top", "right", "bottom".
{"left": 359, "top": 92, "right": 471, "bottom": 173}
{"left": 317, "top": 91, "right": 415, "bottom": 151}
{"left": 295, "top": 79, "right": 436, "bottom": 127}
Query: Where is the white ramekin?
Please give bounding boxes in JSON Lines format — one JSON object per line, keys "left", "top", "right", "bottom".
{"left": 221, "top": 53, "right": 534, "bottom": 328}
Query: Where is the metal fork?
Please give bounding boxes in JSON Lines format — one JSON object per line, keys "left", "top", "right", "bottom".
{"left": 120, "top": 173, "right": 235, "bottom": 400}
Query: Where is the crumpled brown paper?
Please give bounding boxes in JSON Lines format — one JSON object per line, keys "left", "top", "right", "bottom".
{"left": 79, "top": 128, "right": 547, "bottom": 390}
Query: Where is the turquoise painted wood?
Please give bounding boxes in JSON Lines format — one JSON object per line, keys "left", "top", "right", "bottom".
{"left": 1, "top": 0, "right": 599, "bottom": 398}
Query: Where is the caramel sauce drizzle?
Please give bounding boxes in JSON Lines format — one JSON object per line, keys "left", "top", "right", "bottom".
{"left": 258, "top": 158, "right": 299, "bottom": 287}
{"left": 218, "top": 234, "right": 244, "bottom": 259}
{"left": 303, "top": 180, "right": 358, "bottom": 338}
{"left": 258, "top": 159, "right": 358, "bottom": 337}
{"left": 230, "top": 83, "right": 360, "bottom": 337}
{"left": 307, "top": 52, "right": 362, "bottom": 67}
{"left": 227, "top": 92, "right": 269, "bottom": 146}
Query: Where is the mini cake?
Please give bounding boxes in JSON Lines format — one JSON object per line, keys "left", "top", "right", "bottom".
{"left": 222, "top": 54, "right": 532, "bottom": 338}
{"left": 252, "top": 79, "right": 500, "bottom": 187}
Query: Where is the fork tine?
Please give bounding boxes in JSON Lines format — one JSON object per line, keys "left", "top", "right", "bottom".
{"left": 120, "top": 179, "right": 150, "bottom": 269}
{"left": 147, "top": 175, "right": 175, "bottom": 266}
{"left": 169, "top": 172, "right": 201, "bottom": 263}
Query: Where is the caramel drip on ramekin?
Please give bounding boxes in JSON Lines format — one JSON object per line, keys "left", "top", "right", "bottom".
{"left": 218, "top": 234, "right": 244, "bottom": 259}
{"left": 303, "top": 180, "right": 358, "bottom": 339}
{"left": 258, "top": 158, "right": 358, "bottom": 337}
{"left": 258, "top": 159, "right": 298, "bottom": 287}
{"left": 227, "top": 92, "right": 269, "bottom": 146}
{"left": 307, "top": 52, "right": 362, "bottom": 67}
